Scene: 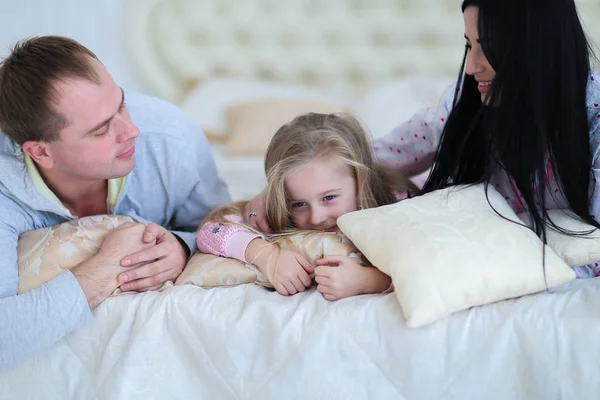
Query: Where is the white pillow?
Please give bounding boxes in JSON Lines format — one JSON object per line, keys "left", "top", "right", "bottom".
{"left": 518, "top": 210, "right": 600, "bottom": 267}
{"left": 180, "top": 77, "right": 356, "bottom": 135}
{"left": 337, "top": 184, "right": 575, "bottom": 328}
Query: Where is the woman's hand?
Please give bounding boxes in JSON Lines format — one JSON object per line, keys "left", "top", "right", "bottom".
{"left": 243, "top": 188, "right": 272, "bottom": 233}
{"left": 315, "top": 256, "right": 391, "bottom": 301}
{"left": 246, "top": 238, "right": 314, "bottom": 295}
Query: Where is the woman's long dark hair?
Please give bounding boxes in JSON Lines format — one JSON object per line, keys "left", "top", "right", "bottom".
{"left": 423, "top": 0, "right": 600, "bottom": 242}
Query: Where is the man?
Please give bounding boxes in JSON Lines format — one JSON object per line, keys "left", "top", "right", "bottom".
{"left": 0, "top": 36, "right": 231, "bottom": 369}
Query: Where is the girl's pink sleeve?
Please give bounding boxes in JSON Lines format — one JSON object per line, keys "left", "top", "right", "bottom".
{"left": 373, "top": 81, "right": 456, "bottom": 177}
{"left": 196, "top": 214, "right": 261, "bottom": 263}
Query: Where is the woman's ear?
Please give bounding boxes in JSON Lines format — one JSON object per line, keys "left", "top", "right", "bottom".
{"left": 22, "top": 141, "right": 55, "bottom": 169}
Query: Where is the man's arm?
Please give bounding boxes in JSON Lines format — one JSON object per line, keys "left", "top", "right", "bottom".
{"left": 131, "top": 95, "right": 231, "bottom": 254}
{"left": 169, "top": 231, "right": 197, "bottom": 256}
{"left": 0, "top": 220, "right": 153, "bottom": 371}
{"left": 0, "top": 223, "right": 92, "bottom": 371}
{"left": 169, "top": 133, "right": 231, "bottom": 254}
{"left": 114, "top": 94, "right": 232, "bottom": 291}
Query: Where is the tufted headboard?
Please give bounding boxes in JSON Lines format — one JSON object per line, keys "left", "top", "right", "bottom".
{"left": 126, "top": 0, "right": 600, "bottom": 104}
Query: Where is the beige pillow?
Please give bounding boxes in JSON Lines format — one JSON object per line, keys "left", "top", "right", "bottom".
{"left": 17, "top": 215, "right": 172, "bottom": 295}
{"left": 518, "top": 210, "right": 600, "bottom": 267}
{"left": 223, "top": 98, "right": 351, "bottom": 155}
{"left": 176, "top": 231, "right": 363, "bottom": 288}
{"left": 337, "top": 184, "right": 576, "bottom": 328}
{"left": 204, "top": 128, "right": 231, "bottom": 143}
{"left": 17, "top": 217, "right": 363, "bottom": 293}
{"left": 175, "top": 253, "right": 271, "bottom": 288}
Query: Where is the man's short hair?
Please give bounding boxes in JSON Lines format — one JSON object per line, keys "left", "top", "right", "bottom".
{"left": 0, "top": 36, "right": 101, "bottom": 145}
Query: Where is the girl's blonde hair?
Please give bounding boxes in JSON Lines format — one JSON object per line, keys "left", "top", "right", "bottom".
{"left": 264, "top": 113, "right": 417, "bottom": 231}
{"left": 203, "top": 113, "right": 418, "bottom": 232}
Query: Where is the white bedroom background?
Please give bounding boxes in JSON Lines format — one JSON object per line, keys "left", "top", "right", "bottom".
{"left": 0, "top": 0, "right": 145, "bottom": 93}
{"left": 0, "top": 0, "right": 599, "bottom": 101}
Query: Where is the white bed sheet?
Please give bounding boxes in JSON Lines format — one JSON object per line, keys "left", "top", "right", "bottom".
{"left": 1, "top": 278, "right": 598, "bottom": 399}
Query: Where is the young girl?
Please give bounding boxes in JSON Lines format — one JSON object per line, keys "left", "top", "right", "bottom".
{"left": 246, "top": 0, "right": 600, "bottom": 278}
{"left": 196, "top": 113, "right": 419, "bottom": 300}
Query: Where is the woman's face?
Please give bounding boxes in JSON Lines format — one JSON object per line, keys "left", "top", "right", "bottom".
{"left": 463, "top": 6, "right": 496, "bottom": 104}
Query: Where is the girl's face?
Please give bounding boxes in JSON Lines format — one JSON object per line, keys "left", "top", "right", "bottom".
{"left": 285, "top": 156, "right": 358, "bottom": 232}
{"left": 463, "top": 5, "right": 496, "bottom": 104}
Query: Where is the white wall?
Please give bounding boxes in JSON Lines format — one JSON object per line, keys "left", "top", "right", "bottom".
{"left": 0, "top": 0, "right": 145, "bottom": 92}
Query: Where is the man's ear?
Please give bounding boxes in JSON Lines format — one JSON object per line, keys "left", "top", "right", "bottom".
{"left": 22, "top": 141, "right": 55, "bottom": 169}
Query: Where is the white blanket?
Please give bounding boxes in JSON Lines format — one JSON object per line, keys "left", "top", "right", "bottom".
{"left": 1, "top": 279, "right": 599, "bottom": 399}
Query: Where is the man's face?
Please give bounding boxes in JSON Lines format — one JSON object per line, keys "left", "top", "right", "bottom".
{"left": 45, "top": 59, "right": 140, "bottom": 181}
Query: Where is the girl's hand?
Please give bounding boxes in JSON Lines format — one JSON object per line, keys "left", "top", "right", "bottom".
{"left": 246, "top": 238, "right": 314, "bottom": 295}
{"left": 269, "top": 248, "right": 315, "bottom": 296}
{"left": 315, "top": 256, "right": 391, "bottom": 301}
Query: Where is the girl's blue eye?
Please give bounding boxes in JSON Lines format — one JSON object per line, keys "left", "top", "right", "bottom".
{"left": 293, "top": 202, "right": 306, "bottom": 208}
{"left": 323, "top": 195, "right": 336, "bottom": 201}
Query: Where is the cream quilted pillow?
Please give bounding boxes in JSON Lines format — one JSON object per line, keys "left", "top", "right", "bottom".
{"left": 17, "top": 215, "right": 172, "bottom": 295}
{"left": 176, "top": 231, "right": 363, "bottom": 288}
{"left": 337, "top": 184, "right": 576, "bottom": 328}
{"left": 518, "top": 210, "right": 600, "bottom": 267}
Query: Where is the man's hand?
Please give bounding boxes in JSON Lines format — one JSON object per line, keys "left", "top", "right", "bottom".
{"left": 71, "top": 222, "right": 154, "bottom": 309}
{"left": 117, "top": 223, "right": 188, "bottom": 291}
{"left": 243, "top": 188, "right": 272, "bottom": 233}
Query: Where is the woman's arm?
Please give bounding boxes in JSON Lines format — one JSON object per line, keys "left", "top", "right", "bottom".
{"left": 572, "top": 78, "right": 600, "bottom": 278}
{"left": 372, "top": 81, "right": 456, "bottom": 177}
{"left": 589, "top": 78, "right": 600, "bottom": 223}
{"left": 578, "top": 98, "right": 600, "bottom": 278}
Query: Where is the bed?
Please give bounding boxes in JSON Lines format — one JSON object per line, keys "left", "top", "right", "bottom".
{"left": 1, "top": 279, "right": 600, "bottom": 399}
{"left": 2, "top": 0, "right": 600, "bottom": 398}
